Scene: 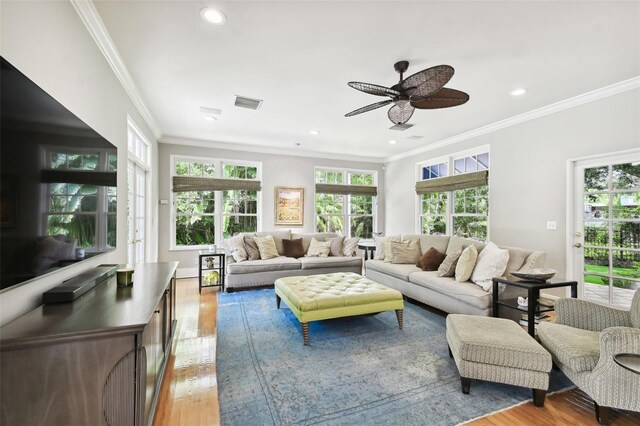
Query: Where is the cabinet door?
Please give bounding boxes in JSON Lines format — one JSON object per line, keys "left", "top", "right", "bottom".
{"left": 163, "top": 288, "right": 172, "bottom": 350}
{"left": 142, "top": 320, "right": 157, "bottom": 425}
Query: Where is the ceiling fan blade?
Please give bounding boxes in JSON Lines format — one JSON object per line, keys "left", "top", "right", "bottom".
{"left": 401, "top": 65, "right": 454, "bottom": 99}
{"left": 348, "top": 81, "right": 401, "bottom": 97}
{"left": 345, "top": 99, "right": 393, "bottom": 117}
{"left": 387, "top": 103, "right": 415, "bottom": 125}
{"left": 410, "top": 88, "right": 470, "bottom": 109}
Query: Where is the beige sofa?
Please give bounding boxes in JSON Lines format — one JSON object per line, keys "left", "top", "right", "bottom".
{"left": 224, "top": 231, "right": 363, "bottom": 291}
{"left": 365, "top": 234, "right": 546, "bottom": 317}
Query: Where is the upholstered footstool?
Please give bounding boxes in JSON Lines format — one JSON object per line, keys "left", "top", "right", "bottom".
{"left": 275, "top": 272, "right": 404, "bottom": 345}
{"left": 446, "top": 314, "right": 552, "bottom": 407}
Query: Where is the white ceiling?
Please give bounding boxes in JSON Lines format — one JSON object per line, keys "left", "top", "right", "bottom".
{"left": 94, "top": 1, "right": 640, "bottom": 161}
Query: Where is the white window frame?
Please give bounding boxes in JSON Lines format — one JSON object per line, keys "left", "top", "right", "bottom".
{"left": 127, "top": 117, "right": 152, "bottom": 263}
{"left": 170, "top": 155, "right": 262, "bottom": 251}
{"left": 415, "top": 145, "right": 491, "bottom": 241}
{"left": 314, "top": 166, "right": 378, "bottom": 238}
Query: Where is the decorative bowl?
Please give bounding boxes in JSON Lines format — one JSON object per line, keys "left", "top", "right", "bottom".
{"left": 511, "top": 268, "right": 557, "bottom": 282}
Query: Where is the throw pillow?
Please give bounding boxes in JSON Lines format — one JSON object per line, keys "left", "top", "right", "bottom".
{"left": 391, "top": 240, "right": 421, "bottom": 264}
{"left": 374, "top": 235, "right": 400, "bottom": 260}
{"left": 327, "top": 236, "right": 345, "bottom": 257}
{"left": 282, "top": 238, "right": 305, "bottom": 259}
{"left": 253, "top": 235, "right": 279, "bottom": 260}
{"left": 417, "top": 247, "right": 447, "bottom": 271}
{"left": 243, "top": 236, "right": 261, "bottom": 261}
{"left": 455, "top": 244, "right": 478, "bottom": 282}
{"left": 342, "top": 237, "right": 359, "bottom": 257}
{"left": 223, "top": 235, "right": 248, "bottom": 262}
{"left": 471, "top": 241, "right": 510, "bottom": 291}
{"left": 437, "top": 246, "right": 463, "bottom": 277}
{"left": 306, "top": 237, "right": 331, "bottom": 257}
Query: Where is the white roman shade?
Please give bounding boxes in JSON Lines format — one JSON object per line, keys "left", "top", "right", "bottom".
{"left": 415, "top": 170, "right": 488, "bottom": 194}
{"left": 172, "top": 176, "right": 261, "bottom": 192}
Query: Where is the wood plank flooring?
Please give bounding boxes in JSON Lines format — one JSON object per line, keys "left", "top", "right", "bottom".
{"left": 154, "top": 278, "right": 640, "bottom": 426}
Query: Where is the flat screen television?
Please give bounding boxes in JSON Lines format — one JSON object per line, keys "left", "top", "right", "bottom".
{"left": 1, "top": 57, "right": 117, "bottom": 291}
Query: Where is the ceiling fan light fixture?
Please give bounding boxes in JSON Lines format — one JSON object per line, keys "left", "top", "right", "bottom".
{"left": 200, "top": 7, "right": 226, "bottom": 25}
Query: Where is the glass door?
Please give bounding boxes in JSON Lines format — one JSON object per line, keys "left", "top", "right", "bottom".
{"left": 127, "top": 160, "right": 147, "bottom": 265}
{"left": 574, "top": 155, "right": 640, "bottom": 307}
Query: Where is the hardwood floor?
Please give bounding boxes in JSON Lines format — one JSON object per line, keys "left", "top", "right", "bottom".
{"left": 154, "top": 278, "right": 639, "bottom": 426}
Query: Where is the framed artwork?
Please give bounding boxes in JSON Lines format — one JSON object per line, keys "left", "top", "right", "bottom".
{"left": 275, "top": 187, "right": 304, "bottom": 226}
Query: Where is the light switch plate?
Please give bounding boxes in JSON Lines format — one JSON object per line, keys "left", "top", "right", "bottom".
{"left": 159, "top": 199, "right": 169, "bottom": 205}
{"left": 546, "top": 221, "right": 557, "bottom": 230}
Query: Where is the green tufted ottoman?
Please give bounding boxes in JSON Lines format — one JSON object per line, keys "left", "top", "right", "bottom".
{"left": 274, "top": 272, "right": 404, "bottom": 345}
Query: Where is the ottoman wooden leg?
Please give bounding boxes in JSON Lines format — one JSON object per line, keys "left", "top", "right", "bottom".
{"left": 302, "top": 322, "right": 309, "bottom": 345}
{"left": 533, "top": 389, "right": 546, "bottom": 407}
{"left": 276, "top": 294, "right": 281, "bottom": 309}
{"left": 595, "top": 403, "right": 611, "bottom": 425}
{"left": 395, "top": 309, "right": 404, "bottom": 330}
{"left": 461, "top": 377, "right": 471, "bottom": 394}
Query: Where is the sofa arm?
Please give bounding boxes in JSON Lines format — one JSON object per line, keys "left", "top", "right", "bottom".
{"left": 556, "top": 298, "right": 632, "bottom": 331}
{"left": 587, "top": 327, "right": 640, "bottom": 409}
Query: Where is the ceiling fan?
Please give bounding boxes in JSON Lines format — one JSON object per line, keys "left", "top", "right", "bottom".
{"left": 345, "top": 60, "right": 469, "bottom": 125}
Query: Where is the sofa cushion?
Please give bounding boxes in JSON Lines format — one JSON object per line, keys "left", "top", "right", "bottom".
{"left": 471, "top": 241, "right": 510, "bottom": 291}
{"left": 298, "top": 256, "right": 362, "bottom": 270}
{"left": 438, "top": 246, "right": 462, "bottom": 277}
{"left": 283, "top": 238, "right": 305, "bottom": 259}
{"left": 455, "top": 244, "right": 478, "bottom": 282}
{"left": 446, "top": 235, "right": 486, "bottom": 255}
{"left": 417, "top": 247, "right": 447, "bottom": 271}
{"left": 374, "top": 235, "right": 400, "bottom": 260}
{"left": 223, "top": 235, "right": 248, "bottom": 262}
{"left": 328, "top": 236, "right": 345, "bottom": 256}
{"left": 292, "top": 232, "right": 338, "bottom": 252}
{"left": 227, "top": 256, "right": 301, "bottom": 274}
{"left": 256, "top": 230, "right": 292, "bottom": 255}
{"left": 391, "top": 240, "right": 421, "bottom": 264}
{"left": 255, "top": 235, "right": 281, "bottom": 259}
{"left": 365, "top": 260, "right": 421, "bottom": 281}
{"left": 343, "top": 237, "right": 359, "bottom": 257}
{"left": 409, "top": 271, "right": 492, "bottom": 310}
{"left": 501, "top": 246, "right": 529, "bottom": 280}
{"left": 243, "top": 235, "right": 261, "bottom": 261}
{"left": 537, "top": 322, "right": 601, "bottom": 373}
{"left": 402, "top": 234, "right": 450, "bottom": 255}
{"left": 307, "top": 238, "right": 331, "bottom": 257}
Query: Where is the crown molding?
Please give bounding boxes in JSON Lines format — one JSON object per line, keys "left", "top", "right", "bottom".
{"left": 386, "top": 76, "right": 640, "bottom": 163}
{"left": 160, "top": 136, "right": 386, "bottom": 164}
{"left": 70, "top": 0, "right": 162, "bottom": 141}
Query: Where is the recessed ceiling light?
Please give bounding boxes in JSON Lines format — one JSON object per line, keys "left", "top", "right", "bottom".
{"left": 204, "top": 116, "right": 217, "bottom": 121}
{"left": 200, "top": 7, "right": 226, "bottom": 25}
{"left": 309, "top": 130, "right": 319, "bottom": 136}
{"left": 388, "top": 140, "right": 397, "bottom": 145}
{"left": 510, "top": 88, "right": 527, "bottom": 96}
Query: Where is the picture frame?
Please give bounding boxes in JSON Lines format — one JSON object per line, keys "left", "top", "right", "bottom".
{"left": 275, "top": 187, "right": 304, "bottom": 226}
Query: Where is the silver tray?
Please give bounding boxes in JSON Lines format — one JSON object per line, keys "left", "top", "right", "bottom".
{"left": 511, "top": 268, "right": 557, "bottom": 282}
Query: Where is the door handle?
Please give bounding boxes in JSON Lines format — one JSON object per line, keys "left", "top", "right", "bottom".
{"left": 573, "top": 242, "right": 582, "bottom": 248}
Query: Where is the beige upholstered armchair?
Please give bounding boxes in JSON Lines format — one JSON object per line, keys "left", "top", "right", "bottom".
{"left": 538, "top": 290, "right": 640, "bottom": 425}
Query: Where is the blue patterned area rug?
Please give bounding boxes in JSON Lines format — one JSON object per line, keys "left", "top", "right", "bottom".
{"left": 217, "top": 289, "right": 572, "bottom": 425}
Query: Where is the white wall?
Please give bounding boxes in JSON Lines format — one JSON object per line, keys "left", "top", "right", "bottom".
{"left": 385, "top": 89, "right": 640, "bottom": 287}
{"left": 157, "top": 143, "right": 384, "bottom": 273}
{"left": 0, "top": 0, "right": 159, "bottom": 325}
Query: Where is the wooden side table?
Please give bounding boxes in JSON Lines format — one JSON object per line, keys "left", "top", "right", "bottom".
{"left": 198, "top": 250, "right": 225, "bottom": 293}
{"left": 492, "top": 277, "right": 578, "bottom": 337}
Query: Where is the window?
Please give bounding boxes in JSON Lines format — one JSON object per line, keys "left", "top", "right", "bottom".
{"left": 417, "top": 149, "right": 489, "bottom": 241}
{"left": 171, "top": 156, "right": 261, "bottom": 249}
{"left": 46, "top": 150, "right": 117, "bottom": 250}
{"left": 315, "top": 168, "right": 377, "bottom": 238}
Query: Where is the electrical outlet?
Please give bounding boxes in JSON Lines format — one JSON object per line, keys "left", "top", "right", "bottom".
{"left": 546, "top": 221, "right": 557, "bottom": 230}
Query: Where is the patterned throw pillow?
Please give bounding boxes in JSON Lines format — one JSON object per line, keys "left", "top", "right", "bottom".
{"left": 243, "top": 236, "right": 261, "bottom": 261}
{"left": 327, "top": 236, "right": 345, "bottom": 257}
{"left": 455, "top": 244, "right": 478, "bottom": 282}
{"left": 342, "top": 237, "right": 359, "bottom": 257}
{"left": 391, "top": 240, "right": 421, "bottom": 264}
{"left": 437, "top": 246, "right": 463, "bottom": 277}
{"left": 417, "top": 247, "right": 447, "bottom": 271}
{"left": 306, "top": 238, "right": 331, "bottom": 257}
{"left": 253, "top": 235, "right": 279, "bottom": 260}
{"left": 471, "top": 241, "right": 510, "bottom": 291}
{"left": 223, "top": 235, "right": 248, "bottom": 262}
{"left": 374, "top": 235, "right": 400, "bottom": 260}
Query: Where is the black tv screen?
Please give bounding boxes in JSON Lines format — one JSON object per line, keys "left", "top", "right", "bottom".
{"left": 1, "top": 57, "right": 117, "bottom": 291}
